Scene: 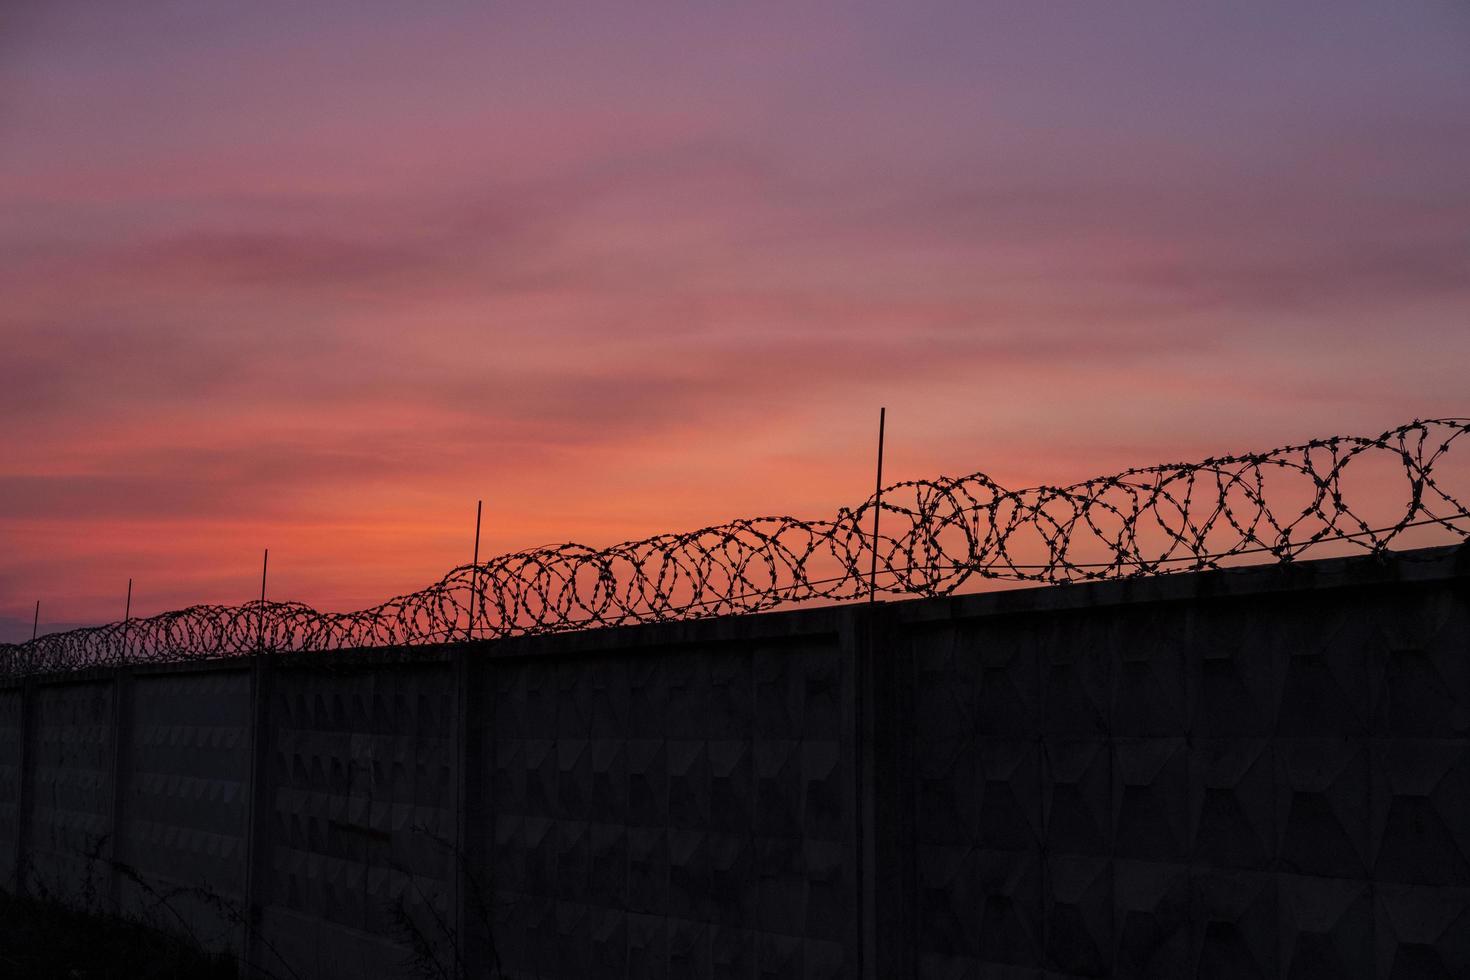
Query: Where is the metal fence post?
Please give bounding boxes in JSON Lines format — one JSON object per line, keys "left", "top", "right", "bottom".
{"left": 106, "top": 669, "right": 134, "bottom": 913}
{"left": 456, "top": 644, "right": 496, "bottom": 976}
{"left": 241, "top": 655, "right": 275, "bottom": 976}
{"left": 13, "top": 677, "right": 36, "bottom": 896}
{"left": 450, "top": 646, "right": 470, "bottom": 979}
{"left": 850, "top": 601, "right": 912, "bottom": 979}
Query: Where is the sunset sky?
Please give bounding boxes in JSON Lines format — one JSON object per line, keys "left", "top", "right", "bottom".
{"left": 3, "top": 1, "right": 1468, "bottom": 637}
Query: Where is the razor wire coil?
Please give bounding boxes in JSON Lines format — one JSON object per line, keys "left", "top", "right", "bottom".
{"left": 4, "top": 418, "right": 1468, "bottom": 675}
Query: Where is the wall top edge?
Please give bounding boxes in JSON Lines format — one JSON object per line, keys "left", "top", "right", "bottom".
{"left": 890, "top": 542, "right": 1470, "bottom": 625}
{"left": 3, "top": 544, "right": 1462, "bottom": 685}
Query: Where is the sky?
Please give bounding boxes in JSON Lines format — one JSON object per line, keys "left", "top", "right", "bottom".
{"left": 2, "top": 0, "right": 1468, "bottom": 637}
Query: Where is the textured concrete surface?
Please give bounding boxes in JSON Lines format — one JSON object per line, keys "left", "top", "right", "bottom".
{"left": 259, "top": 663, "right": 457, "bottom": 980}
{"left": 119, "top": 668, "right": 252, "bottom": 950}
{"left": 0, "top": 544, "right": 1465, "bottom": 979}
{"left": 25, "top": 681, "right": 114, "bottom": 905}
{"left": 894, "top": 548, "right": 1470, "bottom": 979}
{"left": 0, "top": 687, "right": 22, "bottom": 890}
{"left": 469, "top": 634, "right": 856, "bottom": 979}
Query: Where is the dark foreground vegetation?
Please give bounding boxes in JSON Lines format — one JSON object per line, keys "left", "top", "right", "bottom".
{"left": 0, "top": 890, "right": 236, "bottom": 980}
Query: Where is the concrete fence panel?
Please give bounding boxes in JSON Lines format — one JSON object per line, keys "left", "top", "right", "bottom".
{"left": 1, "top": 545, "right": 1467, "bottom": 979}
{"left": 255, "top": 660, "right": 458, "bottom": 980}
{"left": 894, "top": 547, "right": 1470, "bottom": 979}
{"left": 119, "top": 666, "right": 253, "bottom": 952}
{"left": 465, "top": 617, "right": 860, "bottom": 980}
{"left": 0, "top": 686, "right": 23, "bottom": 891}
{"left": 26, "top": 680, "right": 114, "bottom": 905}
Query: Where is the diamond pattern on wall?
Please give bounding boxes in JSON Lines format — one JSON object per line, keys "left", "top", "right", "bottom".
{"left": 478, "top": 638, "right": 854, "bottom": 978}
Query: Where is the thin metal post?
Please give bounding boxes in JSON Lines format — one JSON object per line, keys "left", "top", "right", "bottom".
{"left": 258, "top": 549, "right": 268, "bottom": 653}
{"left": 241, "top": 653, "right": 274, "bottom": 974}
{"left": 122, "top": 578, "right": 133, "bottom": 661}
{"left": 107, "top": 669, "right": 133, "bottom": 914}
{"left": 14, "top": 675, "right": 36, "bottom": 896}
{"left": 244, "top": 550, "right": 272, "bottom": 972}
{"left": 31, "top": 600, "right": 39, "bottom": 642}
{"left": 869, "top": 408, "right": 887, "bottom": 602}
{"left": 470, "top": 500, "right": 482, "bottom": 641}
{"left": 450, "top": 646, "right": 471, "bottom": 975}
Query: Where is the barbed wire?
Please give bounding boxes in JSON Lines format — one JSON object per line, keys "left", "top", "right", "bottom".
{"left": 4, "top": 418, "right": 1468, "bottom": 676}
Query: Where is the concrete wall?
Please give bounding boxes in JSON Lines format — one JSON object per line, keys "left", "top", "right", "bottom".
{"left": 27, "top": 680, "right": 114, "bottom": 905}
{"left": 1, "top": 544, "right": 1466, "bottom": 979}
{"left": 896, "top": 571, "right": 1470, "bottom": 978}
{"left": 120, "top": 668, "right": 253, "bottom": 951}
{"left": 258, "top": 662, "right": 458, "bottom": 980}
{"left": 0, "top": 686, "right": 22, "bottom": 889}
{"left": 468, "top": 615, "right": 858, "bottom": 979}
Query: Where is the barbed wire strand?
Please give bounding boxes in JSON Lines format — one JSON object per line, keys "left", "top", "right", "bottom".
{"left": 4, "top": 418, "right": 1468, "bottom": 676}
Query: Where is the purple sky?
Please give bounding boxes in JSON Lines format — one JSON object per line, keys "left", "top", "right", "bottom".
{"left": 3, "top": 1, "right": 1468, "bottom": 635}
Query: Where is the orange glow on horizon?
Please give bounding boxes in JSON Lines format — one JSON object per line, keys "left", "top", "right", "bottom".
{"left": 3, "top": 2, "right": 1468, "bottom": 637}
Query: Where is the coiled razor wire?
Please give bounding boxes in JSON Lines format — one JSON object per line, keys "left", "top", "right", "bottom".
{"left": 4, "top": 418, "right": 1468, "bottom": 675}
